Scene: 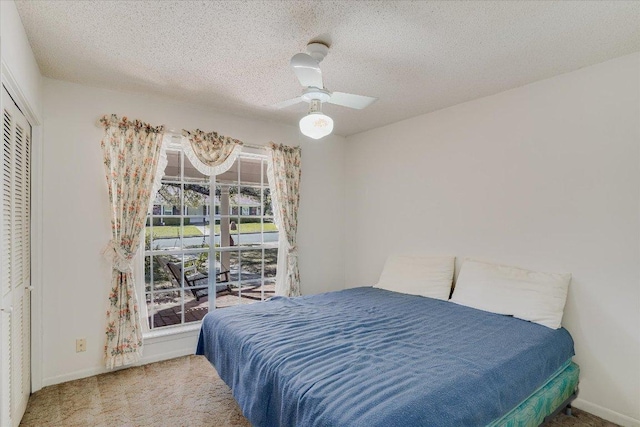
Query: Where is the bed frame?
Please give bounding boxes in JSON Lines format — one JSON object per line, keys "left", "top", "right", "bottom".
{"left": 542, "top": 389, "right": 578, "bottom": 424}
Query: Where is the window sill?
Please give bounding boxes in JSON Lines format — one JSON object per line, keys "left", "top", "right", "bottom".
{"left": 143, "top": 322, "right": 201, "bottom": 344}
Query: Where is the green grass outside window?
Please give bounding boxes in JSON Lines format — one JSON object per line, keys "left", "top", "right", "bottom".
{"left": 146, "top": 223, "right": 278, "bottom": 239}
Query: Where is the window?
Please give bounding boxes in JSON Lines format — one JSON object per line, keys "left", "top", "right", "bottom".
{"left": 144, "top": 147, "right": 277, "bottom": 330}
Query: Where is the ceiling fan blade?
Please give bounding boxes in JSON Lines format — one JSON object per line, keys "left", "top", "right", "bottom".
{"left": 290, "top": 53, "right": 323, "bottom": 88}
{"left": 328, "top": 92, "right": 378, "bottom": 110}
{"left": 272, "top": 97, "right": 304, "bottom": 109}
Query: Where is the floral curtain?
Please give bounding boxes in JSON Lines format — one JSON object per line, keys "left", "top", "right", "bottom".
{"left": 266, "top": 143, "right": 302, "bottom": 297}
{"left": 182, "top": 129, "right": 243, "bottom": 176}
{"left": 100, "top": 114, "right": 165, "bottom": 369}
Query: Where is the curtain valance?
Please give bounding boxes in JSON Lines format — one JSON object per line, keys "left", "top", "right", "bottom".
{"left": 181, "top": 129, "right": 243, "bottom": 176}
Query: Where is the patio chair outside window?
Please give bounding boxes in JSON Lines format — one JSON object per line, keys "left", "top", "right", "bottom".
{"left": 158, "top": 257, "right": 232, "bottom": 301}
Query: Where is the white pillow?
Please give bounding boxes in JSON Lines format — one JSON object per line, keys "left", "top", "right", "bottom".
{"left": 450, "top": 259, "right": 571, "bottom": 329}
{"left": 374, "top": 255, "right": 455, "bottom": 300}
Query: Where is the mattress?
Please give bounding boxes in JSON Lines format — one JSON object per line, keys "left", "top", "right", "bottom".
{"left": 196, "top": 286, "right": 575, "bottom": 427}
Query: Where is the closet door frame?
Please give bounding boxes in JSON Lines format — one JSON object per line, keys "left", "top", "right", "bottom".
{"left": 1, "top": 62, "right": 44, "bottom": 402}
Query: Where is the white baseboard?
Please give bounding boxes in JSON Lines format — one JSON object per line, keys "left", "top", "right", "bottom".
{"left": 138, "top": 347, "right": 196, "bottom": 366}
{"left": 41, "top": 347, "right": 196, "bottom": 388}
{"left": 573, "top": 398, "right": 640, "bottom": 427}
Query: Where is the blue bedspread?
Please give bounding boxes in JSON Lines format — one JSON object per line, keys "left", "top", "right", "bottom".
{"left": 196, "top": 287, "right": 574, "bottom": 427}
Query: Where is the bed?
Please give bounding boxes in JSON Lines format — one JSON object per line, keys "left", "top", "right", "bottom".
{"left": 196, "top": 286, "right": 578, "bottom": 427}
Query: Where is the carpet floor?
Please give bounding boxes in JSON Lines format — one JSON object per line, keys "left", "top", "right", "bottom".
{"left": 20, "top": 355, "right": 617, "bottom": 427}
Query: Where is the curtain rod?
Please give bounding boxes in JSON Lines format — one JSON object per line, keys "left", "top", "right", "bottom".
{"left": 242, "top": 143, "right": 270, "bottom": 151}
{"left": 164, "top": 130, "right": 269, "bottom": 151}
{"left": 97, "top": 122, "right": 269, "bottom": 151}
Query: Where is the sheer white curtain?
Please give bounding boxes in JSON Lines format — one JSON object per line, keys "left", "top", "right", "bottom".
{"left": 100, "top": 114, "right": 165, "bottom": 369}
{"left": 266, "top": 143, "right": 302, "bottom": 297}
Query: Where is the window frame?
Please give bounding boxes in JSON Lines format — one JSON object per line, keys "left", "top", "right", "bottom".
{"left": 212, "top": 152, "right": 278, "bottom": 303}
{"left": 138, "top": 144, "right": 277, "bottom": 334}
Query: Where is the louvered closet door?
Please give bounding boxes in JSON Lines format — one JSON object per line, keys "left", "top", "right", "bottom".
{"left": 1, "top": 86, "right": 31, "bottom": 427}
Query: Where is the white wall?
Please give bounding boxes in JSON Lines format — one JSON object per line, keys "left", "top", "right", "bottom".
{"left": 1, "top": 0, "right": 42, "bottom": 121}
{"left": 345, "top": 53, "right": 640, "bottom": 425}
{"left": 40, "top": 78, "right": 345, "bottom": 386}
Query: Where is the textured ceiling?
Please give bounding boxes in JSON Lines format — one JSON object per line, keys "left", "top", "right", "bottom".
{"left": 15, "top": 1, "right": 640, "bottom": 136}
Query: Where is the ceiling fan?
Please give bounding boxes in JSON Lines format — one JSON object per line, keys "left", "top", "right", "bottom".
{"left": 274, "top": 42, "right": 378, "bottom": 139}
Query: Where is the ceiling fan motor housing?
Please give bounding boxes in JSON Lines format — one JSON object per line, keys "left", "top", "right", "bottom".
{"left": 302, "top": 87, "right": 331, "bottom": 103}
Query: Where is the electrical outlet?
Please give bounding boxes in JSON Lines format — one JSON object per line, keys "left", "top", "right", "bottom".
{"left": 76, "top": 338, "right": 86, "bottom": 353}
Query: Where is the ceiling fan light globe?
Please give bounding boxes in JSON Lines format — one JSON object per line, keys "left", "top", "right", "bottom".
{"left": 299, "top": 113, "right": 334, "bottom": 140}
